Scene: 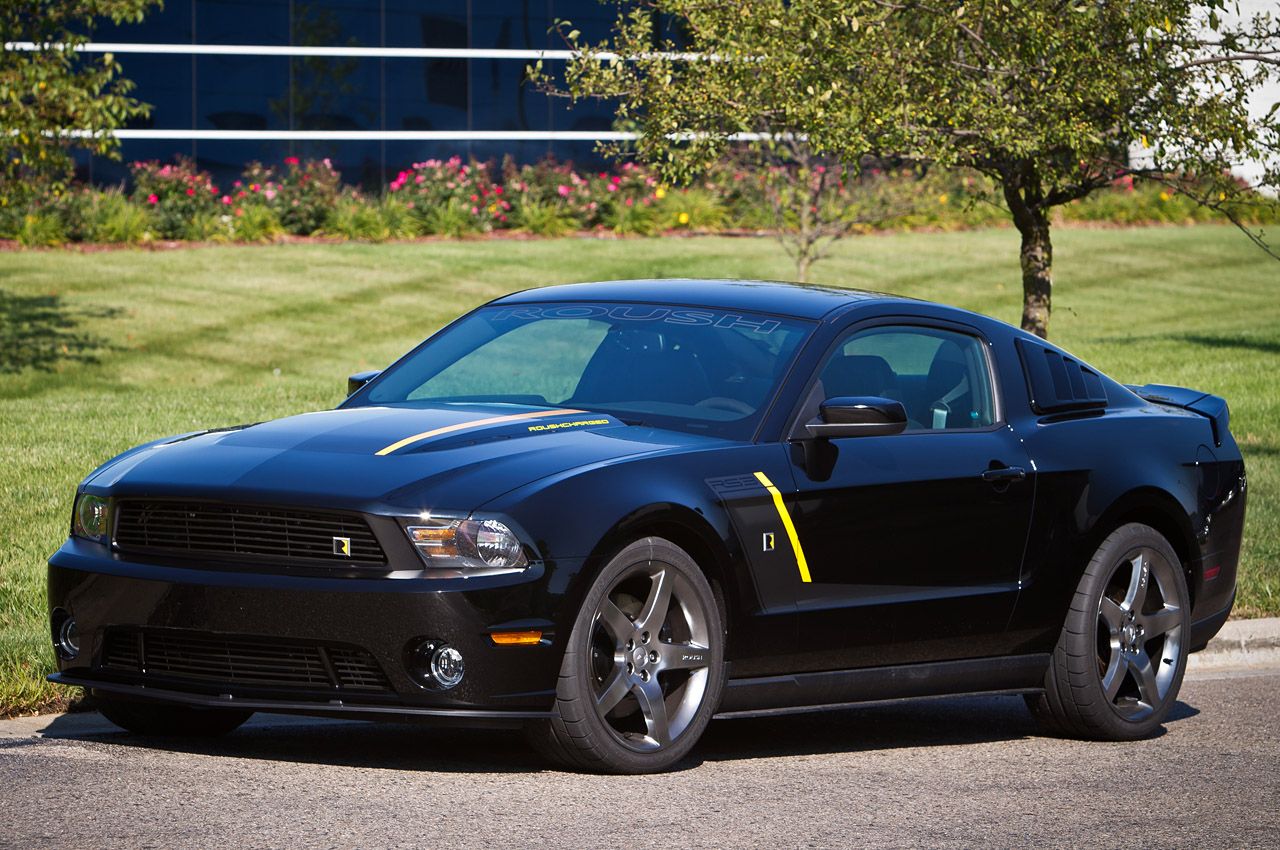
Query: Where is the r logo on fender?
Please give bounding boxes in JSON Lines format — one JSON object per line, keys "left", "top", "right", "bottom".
{"left": 762, "top": 532, "right": 776, "bottom": 552}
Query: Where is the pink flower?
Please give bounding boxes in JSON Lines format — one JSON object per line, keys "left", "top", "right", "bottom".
{"left": 234, "top": 180, "right": 242, "bottom": 188}
{"left": 184, "top": 187, "right": 194, "bottom": 196}
{"left": 234, "top": 207, "right": 244, "bottom": 217}
{"left": 606, "top": 183, "right": 618, "bottom": 193}
{"left": 264, "top": 189, "right": 276, "bottom": 200}
{"left": 557, "top": 185, "right": 572, "bottom": 197}
{"left": 284, "top": 156, "right": 299, "bottom": 166}
{"left": 221, "top": 195, "right": 232, "bottom": 205}
{"left": 147, "top": 194, "right": 159, "bottom": 205}
{"left": 625, "top": 197, "right": 634, "bottom": 207}
{"left": 250, "top": 183, "right": 260, "bottom": 192}
{"left": 494, "top": 186, "right": 503, "bottom": 195}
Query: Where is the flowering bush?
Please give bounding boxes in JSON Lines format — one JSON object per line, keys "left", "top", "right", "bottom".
{"left": 130, "top": 157, "right": 221, "bottom": 239}
{"left": 389, "top": 157, "right": 507, "bottom": 233}
{"left": 4, "top": 153, "right": 1276, "bottom": 249}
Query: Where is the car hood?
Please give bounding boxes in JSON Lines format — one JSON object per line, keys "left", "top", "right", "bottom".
{"left": 84, "top": 404, "right": 724, "bottom": 513}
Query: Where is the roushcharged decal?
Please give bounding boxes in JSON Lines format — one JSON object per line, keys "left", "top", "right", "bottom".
{"left": 375, "top": 408, "right": 582, "bottom": 456}
{"left": 527, "top": 418, "right": 612, "bottom": 432}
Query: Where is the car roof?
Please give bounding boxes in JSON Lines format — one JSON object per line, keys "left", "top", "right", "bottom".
{"left": 491, "top": 279, "right": 914, "bottom": 321}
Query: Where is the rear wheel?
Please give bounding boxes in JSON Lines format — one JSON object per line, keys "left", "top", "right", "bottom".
{"left": 96, "top": 694, "right": 253, "bottom": 738}
{"left": 526, "top": 537, "right": 725, "bottom": 773}
{"left": 1027, "top": 523, "right": 1190, "bottom": 740}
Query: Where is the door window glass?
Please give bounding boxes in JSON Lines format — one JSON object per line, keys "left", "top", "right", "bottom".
{"left": 819, "top": 326, "right": 996, "bottom": 430}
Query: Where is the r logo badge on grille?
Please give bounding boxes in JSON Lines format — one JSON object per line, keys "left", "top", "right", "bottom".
{"left": 333, "top": 537, "right": 351, "bottom": 557}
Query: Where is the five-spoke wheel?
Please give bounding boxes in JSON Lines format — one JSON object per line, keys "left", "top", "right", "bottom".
{"left": 1027, "top": 523, "right": 1190, "bottom": 740}
{"left": 527, "top": 537, "right": 725, "bottom": 773}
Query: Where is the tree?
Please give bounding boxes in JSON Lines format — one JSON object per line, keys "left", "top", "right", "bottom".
{"left": 552, "top": 1, "right": 1279, "bottom": 338}
{"left": 1, "top": 0, "right": 160, "bottom": 206}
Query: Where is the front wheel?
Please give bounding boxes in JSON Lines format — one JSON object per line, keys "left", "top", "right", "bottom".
{"left": 526, "top": 537, "right": 726, "bottom": 773}
{"left": 1027, "top": 523, "right": 1190, "bottom": 740}
{"left": 95, "top": 694, "right": 253, "bottom": 738}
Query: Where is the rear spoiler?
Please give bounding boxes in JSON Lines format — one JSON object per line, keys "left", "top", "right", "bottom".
{"left": 1126, "top": 384, "right": 1229, "bottom": 447}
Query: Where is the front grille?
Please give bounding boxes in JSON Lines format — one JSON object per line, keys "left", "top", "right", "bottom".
{"left": 101, "top": 628, "right": 392, "bottom": 692}
{"left": 113, "top": 500, "right": 386, "bottom": 566}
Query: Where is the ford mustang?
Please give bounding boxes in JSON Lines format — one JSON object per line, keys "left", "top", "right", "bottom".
{"left": 48, "top": 279, "right": 1246, "bottom": 773}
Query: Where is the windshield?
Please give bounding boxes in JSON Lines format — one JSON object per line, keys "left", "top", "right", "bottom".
{"left": 362, "top": 302, "right": 814, "bottom": 439}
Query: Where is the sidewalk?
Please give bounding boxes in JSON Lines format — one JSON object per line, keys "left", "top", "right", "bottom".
{"left": 1187, "top": 616, "right": 1280, "bottom": 671}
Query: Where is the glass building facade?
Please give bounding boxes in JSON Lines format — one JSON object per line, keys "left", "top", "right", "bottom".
{"left": 81, "top": 1, "right": 631, "bottom": 187}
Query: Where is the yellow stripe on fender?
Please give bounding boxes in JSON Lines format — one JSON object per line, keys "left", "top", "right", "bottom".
{"left": 754, "top": 471, "right": 812, "bottom": 583}
{"left": 375, "top": 408, "right": 583, "bottom": 456}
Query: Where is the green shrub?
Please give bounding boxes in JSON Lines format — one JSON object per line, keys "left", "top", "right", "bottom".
{"left": 87, "top": 191, "right": 149, "bottom": 244}
{"left": 603, "top": 198, "right": 661, "bottom": 236}
{"left": 379, "top": 197, "right": 421, "bottom": 240}
{"left": 418, "top": 198, "right": 482, "bottom": 238}
{"left": 660, "top": 186, "right": 727, "bottom": 231}
{"left": 16, "top": 212, "right": 66, "bottom": 247}
{"left": 513, "top": 198, "right": 577, "bottom": 236}
{"left": 325, "top": 196, "right": 392, "bottom": 242}
{"left": 182, "top": 211, "right": 234, "bottom": 243}
{"left": 231, "top": 204, "right": 283, "bottom": 243}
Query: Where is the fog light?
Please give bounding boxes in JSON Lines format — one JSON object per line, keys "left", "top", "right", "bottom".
{"left": 51, "top": 609, "right": 79, "bottom": 660}
{"left": 406, "top": 639, "right": 465, "bottom": 690}
{"left": 430, "top": 645, "right": 465, "bottom": 689}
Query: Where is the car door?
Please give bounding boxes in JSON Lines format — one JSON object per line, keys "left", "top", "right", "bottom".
{"left": 783, "top": 319, "right": 1035, "bottom": 672}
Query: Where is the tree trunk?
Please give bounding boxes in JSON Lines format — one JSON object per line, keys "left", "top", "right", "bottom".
{"left": 1017, "top": 212, "right": 1052, "bottom": 339}
{"left": 795, "top": 250, "right": 812, "bottom": 283}
{"left": 1002, "top": 175, "right": 1053, "bottom": 339}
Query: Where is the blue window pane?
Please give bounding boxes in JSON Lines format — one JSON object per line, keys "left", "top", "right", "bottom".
{"left": 196, "top": 55, "right": 290, "bottom": 130}
{"left": 386, "top": 2, "right": 467, "bottom": 49}
{"left": 92, "top": 3, "right": 193, "bottom": 43}
{"left": 293, "top": 0, "right": 381, "bottom": 49}
{"left": 385, "top": 59, "right": 464, "bottom": 128}
{"left": 115, "top": 54, "right": 193, "bottom": 130}
{"left": 196, "top": 0, "right": 289, "bottom": 46}
{"left": 470, "top": 59, "right": 551, "bottom": 132}
{"left": 472, "top": 3, "right": 554, "bottom": 51}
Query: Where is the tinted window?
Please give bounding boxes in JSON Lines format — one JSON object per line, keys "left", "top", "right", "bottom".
{"left": 364, "top": 303, "right": 814, "bottom": 439}
{"left": 818, "top": 326, "right": 995, "bottom": 430}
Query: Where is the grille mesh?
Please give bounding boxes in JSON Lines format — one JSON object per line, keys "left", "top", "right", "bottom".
{"left": 113, "top": 500, "right": 386, "bottom": 566}
{"left": 101, "top": 628, "right": 392, "bottom": 692}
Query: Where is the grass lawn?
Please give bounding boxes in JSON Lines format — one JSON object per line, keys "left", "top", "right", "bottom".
{"left": 2, "top": 224, "right": 1277, "bottom": 716}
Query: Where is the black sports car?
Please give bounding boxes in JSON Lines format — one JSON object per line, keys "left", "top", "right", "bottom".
{"left": 49, "top": 279, "right": 1245, "bottom": 773}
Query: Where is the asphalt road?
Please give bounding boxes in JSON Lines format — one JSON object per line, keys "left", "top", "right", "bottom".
{"left": 1, "top": 665, "right": 1276, "bottom": 849}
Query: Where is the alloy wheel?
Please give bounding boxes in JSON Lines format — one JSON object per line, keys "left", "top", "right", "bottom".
{"left": 1095, "top": 546, "right": 1185, "bottom": 722}
{"left": 587, "top": 560, "right": 713, "bottom": 751}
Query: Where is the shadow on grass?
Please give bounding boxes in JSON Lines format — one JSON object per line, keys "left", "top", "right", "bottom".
{"left": 33, "top": 693, "right": 1199, "bottom": 774}
{"left": 1177, "top": 334, "right": 1280, "bottom": 356}
{"left": 0, "top": 288, "right": 122, "bottom": 372}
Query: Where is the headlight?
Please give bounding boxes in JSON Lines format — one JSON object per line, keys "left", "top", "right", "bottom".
{"left": 72, "top": 494, "right": 110, "bottom": 543}
{"left": 405, "top": 516, "right": 529, "bottom": 574}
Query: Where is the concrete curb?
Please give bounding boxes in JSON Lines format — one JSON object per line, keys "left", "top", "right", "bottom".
{"left": 1188, "top": 616, "right": 1280, "bottom": 671}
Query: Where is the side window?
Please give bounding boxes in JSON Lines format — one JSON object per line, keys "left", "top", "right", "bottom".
{"left": 817, "top": 326, "right": 996, "bottom": 431}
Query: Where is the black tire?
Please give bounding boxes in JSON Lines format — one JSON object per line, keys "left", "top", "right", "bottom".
{"left": 526, "top": 537, "right": 726, "bottom": 774}
{"left": 1026, "top": 522, "right": 1190, "bottom": 740}
{"left": 96, "top": 694, "right": 253, "bottom": 738}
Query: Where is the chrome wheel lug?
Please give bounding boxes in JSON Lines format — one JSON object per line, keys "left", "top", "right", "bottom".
{"left": 649, "top": 650, "right": 658, "bottom": 663}
{"left": 625, "top": 638, "right": 634, "bottom": 651}
{"left": 640, "top": 670, "right": 650, "bottom": 682}
{"left": 641, "top": 631, "right": 650, "bottom": 645}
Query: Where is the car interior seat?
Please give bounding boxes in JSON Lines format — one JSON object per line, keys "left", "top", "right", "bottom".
{"left": 572, "top": 327, "right": 712, "bottom": 406}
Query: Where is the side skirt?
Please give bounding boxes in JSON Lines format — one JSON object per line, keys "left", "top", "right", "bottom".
{"left": 715, "top": 653, "right": 1049, "bottom": 718}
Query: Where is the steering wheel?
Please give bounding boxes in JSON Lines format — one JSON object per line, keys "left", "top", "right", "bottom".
{"left": 696, "top": 397, "right": 754, "bottom": 416}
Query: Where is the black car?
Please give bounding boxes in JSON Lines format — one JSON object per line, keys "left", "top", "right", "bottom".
{"left": 49, "top": 279, "right": 1245, "bottom": 773}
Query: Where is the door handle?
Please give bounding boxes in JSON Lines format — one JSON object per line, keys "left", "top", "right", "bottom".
{"left": 981, "top": 466, "right": 1027, "bottom": 483}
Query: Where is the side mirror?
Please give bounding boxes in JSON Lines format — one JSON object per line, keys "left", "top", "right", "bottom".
{"left": 347, "top": 370, "right": 382, "bottom": 397}
{"left": 806, "top": 396, "right": 908, "bottom": 439}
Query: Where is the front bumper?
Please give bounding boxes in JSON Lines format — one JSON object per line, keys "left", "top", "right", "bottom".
{"left": 48, "top": 539, "right": 578, "bottom": 721}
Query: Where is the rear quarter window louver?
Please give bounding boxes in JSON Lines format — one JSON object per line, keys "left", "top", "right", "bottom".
{"left": 1015, "top": 338, "right": 1108, "bottom": 414}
